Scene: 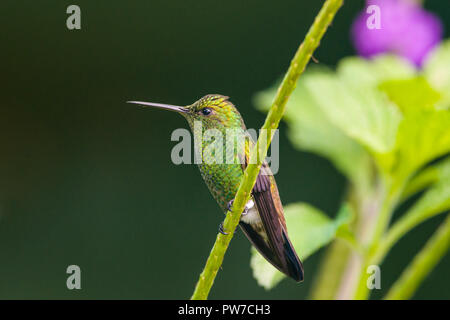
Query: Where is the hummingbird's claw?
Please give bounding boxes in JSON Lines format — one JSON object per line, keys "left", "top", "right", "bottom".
{"left": 219, "top": 222, "right": 238, "bottom": 235}
{"left": 242, "top": 199, "right": 254, "bottom": 216}
{"left": 227, "top": 199, "right": 253, "bottom": 216}
{"left": 219, "top": 222, "right": 229, "bottom": 235}
{"left": 227, "top": 200, "right": 234, "bottom": 212}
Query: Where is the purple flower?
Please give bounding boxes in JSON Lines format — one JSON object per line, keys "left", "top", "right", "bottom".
{"left": 351, "top": 0, "right": 443, "bottom": 67}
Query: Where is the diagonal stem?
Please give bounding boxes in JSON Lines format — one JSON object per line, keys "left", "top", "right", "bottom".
{"left": 190, "top": 0, "right": 344, "bottom": 300}
{"left": 385, "top": 214, "right": 450, "bottom": 299}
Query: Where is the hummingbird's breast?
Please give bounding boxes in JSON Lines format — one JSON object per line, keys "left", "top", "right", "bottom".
{"left": 188, "top": 118, "right": 249, "bottom": 212}
{"left": 195, "top": 127, "right": 246, "bottom": 212}
{"left": 197, "top": 161, "right": 243, "bottom": 212}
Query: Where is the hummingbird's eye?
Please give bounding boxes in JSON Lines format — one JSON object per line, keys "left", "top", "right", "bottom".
{"left": 201, "top": 107, "right": 212, "bottom": 116}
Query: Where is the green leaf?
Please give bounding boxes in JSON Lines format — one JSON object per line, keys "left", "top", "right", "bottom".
{"left": 298, "top": 56, "right": 412, "bottom": 155}
{"left": 424, "top": 39, "right": 450, "bottom": 109}
{"left": 255, "top": 53, "right": 448, "bottom": 188}
{"left": 379, "top": 77, "right": 441, "bottom": 114}
{"left": 254, "top": 70, "right": 370, "bottom": 186}
{"left": 375, "top": 76, "right": 448, "bottom": 175}
{"left": 377, "top": 109, "right": 450, "bottom": 176}
{"left": 254, "top": 55, "right": 416, "bottom": 184}
{"left": 337, "top": 55, "right": 416, "bottom": 88}
{"left": 373, "top": 72, "right": 450, "bottom": 178}
{"left": 250, "top": 203, "right": 353, "bottom": 289}
{"left": 301, "top": 72, "right": 402, "bottom": 153}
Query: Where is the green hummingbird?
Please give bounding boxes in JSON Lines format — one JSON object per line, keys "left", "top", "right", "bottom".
{"left": 128, "top": 94, "right": 304, "bottom": 282}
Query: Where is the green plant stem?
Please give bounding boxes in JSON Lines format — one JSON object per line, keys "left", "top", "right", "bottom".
{"left": 309, "top": 239, "right": 352, "bottom": 299}
{"left": 190, "top": 0, "right": 344, "bottom": 300}
{"left": 332, "top": 182, "right": 383, "bottom": 299}
{"left": 401, "top": 156, "right": 450, "bottom": 201}
{"left": 352, "top": 178, "right": 404, "bottom": 300}
{"left": 373, "top": 201, "right": 450, "bottom": 266}
{"left": 401, "top": 167, "right": 438, "bottom": 201}
{"left": 370, "top": 178, "right": 404, "bottom": 246}
{"left": 353, "top": 173, "right": 450, "bottom": 299}
{"left": 385, "top": 214, "right": 450, "bottom": 300}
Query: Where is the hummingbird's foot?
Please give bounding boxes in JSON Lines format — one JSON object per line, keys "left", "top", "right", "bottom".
{"left": 227, "top": 200, "right": 234, "bottom": 212}
{"left": 227, "top": 199, "right": 253, "bottom": 216}
{"left": 242, "top": 199, "right": 254, "bottom": 216}
{"left": 219, "top": 222, "right": 229, "bottom": 235}
{"left": 219, "top": 221, "right": 238, "bottom": 235}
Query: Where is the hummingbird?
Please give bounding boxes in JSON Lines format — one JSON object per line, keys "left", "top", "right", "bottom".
{"left": 128, "top": 94, "right": 304, "bottom": 282}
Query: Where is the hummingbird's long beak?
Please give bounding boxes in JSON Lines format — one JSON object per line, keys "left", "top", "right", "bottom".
{"left": 127, "top": 101, "right": 188, "bottom": 113}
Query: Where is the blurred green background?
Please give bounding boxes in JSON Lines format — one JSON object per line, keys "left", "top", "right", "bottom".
{"left": 0, "top": 0, "right": 449, "bottom": 299}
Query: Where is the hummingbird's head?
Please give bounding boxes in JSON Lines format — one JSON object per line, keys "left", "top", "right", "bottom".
{"left": 128, "top": 94, "right": 245, "bottom": 130}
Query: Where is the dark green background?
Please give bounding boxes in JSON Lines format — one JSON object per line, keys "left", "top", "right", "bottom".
{"left": 0, "top": 1, "right": 448, "bottom": 299}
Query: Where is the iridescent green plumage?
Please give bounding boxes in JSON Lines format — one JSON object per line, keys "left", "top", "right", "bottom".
{"left": 184, "top": 95, "right": 246, "bottom": 211}
{"left": 128, "top": 94, "right": 304, "bottom": 282}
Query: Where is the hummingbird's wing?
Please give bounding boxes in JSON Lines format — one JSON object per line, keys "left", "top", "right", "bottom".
{"left": 238, "top": 136, "right": 304, "bottom": 282}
